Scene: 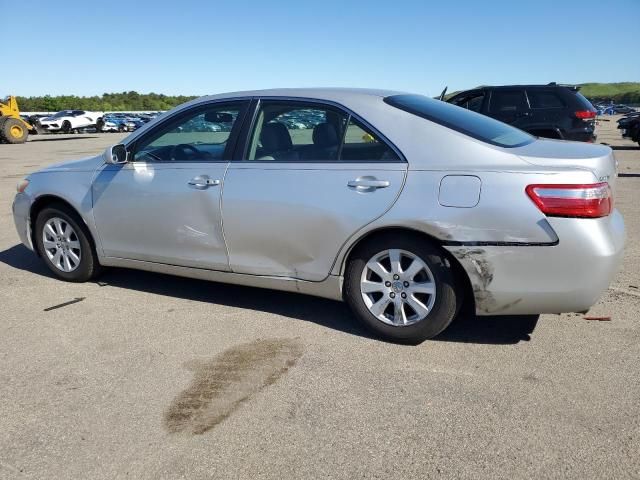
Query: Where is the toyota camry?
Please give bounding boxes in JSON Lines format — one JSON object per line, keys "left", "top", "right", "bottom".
{"left": 12, "top": 88, "right": 625, "bottom": 343}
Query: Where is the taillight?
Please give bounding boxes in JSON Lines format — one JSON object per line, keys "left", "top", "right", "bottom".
{"left": 575, "top": 110, "right": 596, "bottom": 120}
{"left": 526, "top": 183, "right": 612, "bottom": 218}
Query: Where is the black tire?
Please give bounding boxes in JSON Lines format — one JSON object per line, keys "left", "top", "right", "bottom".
{"left": 0, "top": 117, "right": 29, "bottom": 144}
{"left": 0, "top": 117, "right": 6, "bottom": 143}
{"left": 34, "top": 204, "right": 102, "bottom": 282}
{"left": 344, "top": 234, "right": 460, "bottom": 344}
{"left": 61, "top": 120, "right": 72, "bottom": 134}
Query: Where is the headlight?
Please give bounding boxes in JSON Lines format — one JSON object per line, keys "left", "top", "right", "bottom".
{"left": 16, "top": 178, "right": 30, "bottom": 193}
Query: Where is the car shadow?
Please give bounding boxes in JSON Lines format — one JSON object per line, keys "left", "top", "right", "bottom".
{"left": 0, "top": 244, "right": 538, "bottom": 345}
{"left": 618, "top": 173, "right": 640, "bottom": 178}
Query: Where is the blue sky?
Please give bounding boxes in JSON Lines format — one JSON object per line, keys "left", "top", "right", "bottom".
{"left": 6, "top": 0, "right": 639, "bottom": 97}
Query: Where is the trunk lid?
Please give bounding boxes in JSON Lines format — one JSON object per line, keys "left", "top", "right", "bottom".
{"left": 515, "top": 138, "right": 617, "bottom": 190}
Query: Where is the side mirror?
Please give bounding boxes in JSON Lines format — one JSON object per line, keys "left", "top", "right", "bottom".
{"left": 104, "top": 144, "right": 128, "bottom": 164}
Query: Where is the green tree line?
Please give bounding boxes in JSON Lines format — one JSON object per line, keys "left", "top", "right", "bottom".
{"left": 16, "top": 91, "right": 198, "bottom": 112}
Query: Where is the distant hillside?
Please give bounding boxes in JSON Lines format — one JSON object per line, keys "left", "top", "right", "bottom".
{"left": 578, "top": 82, "right": 640, "bottom": 103}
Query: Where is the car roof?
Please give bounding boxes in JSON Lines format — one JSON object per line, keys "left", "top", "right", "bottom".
{"left": 472, "top": 84, "right": 577, "bottom": 90}
{"left": 195, "top": 87, "right": 406, "bottom": 104}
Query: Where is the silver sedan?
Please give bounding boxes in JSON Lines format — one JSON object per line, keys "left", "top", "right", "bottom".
{"left": 12, "top": 88, "right": 625, "bottom": 343}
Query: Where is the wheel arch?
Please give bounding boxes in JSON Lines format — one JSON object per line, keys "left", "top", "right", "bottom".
{"left": 29, "top": 195, "right": 98, "bottom": 258}
{"left": 338, "top": 226, "right": 474, "bottom": 312}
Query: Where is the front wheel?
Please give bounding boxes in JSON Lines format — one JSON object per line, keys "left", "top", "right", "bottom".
{"left": 344, "top": 234, "right": 460, "bottom": 343}
{"left": 35, "top": 205, "right": 102, "bottom": 282}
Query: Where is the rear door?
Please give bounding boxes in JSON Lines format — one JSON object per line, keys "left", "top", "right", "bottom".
{"left": 525, "top": 88, "right": 566, "bottom": 133}
{"left": 221, "top": 99, "right": 406, "bottom": 281}
{"left": 488, "top": 89, "right": 531, "bottom": 128}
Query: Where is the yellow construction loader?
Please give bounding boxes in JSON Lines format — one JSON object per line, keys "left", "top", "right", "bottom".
{"left": 0, "top": 96, "right": 34, "bottom": 144}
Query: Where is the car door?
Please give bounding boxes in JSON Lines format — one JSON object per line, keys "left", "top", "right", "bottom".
{"left": 92, "top": 100, "right": 249, "bottom": 270}
{"left": 221, "top": 99, "right": 407, "bottom": 281}
{"left": 525, "top": 88, "right": 566, "bottom": 133}
{"left": 488, "top": 89, "right": 531, "bottom": 128}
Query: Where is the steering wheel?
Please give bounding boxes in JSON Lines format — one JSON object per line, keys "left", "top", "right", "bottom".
{"left": 170, "top": 143, "right": 202, "bottom": 161}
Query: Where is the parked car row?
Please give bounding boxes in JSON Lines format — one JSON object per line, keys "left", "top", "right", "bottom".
{"left": 97, "top": 112, "right": 162, "bottom": 133}
{"left": 18, "top": 111, "right": 163, "bottom": 135}
{"left": 593, "top": 102, "right": 637, "bottom": 115}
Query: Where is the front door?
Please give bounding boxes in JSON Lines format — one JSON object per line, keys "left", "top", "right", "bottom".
{"left": 222, "top": 99, "right": 406, "bottom": 281}
{"left": 92, "top": 101, "right": 249, "bottom": 270}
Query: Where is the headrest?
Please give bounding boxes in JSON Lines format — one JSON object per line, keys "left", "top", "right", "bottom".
{"left": 312, "top": 122, "right": 339, "bottom": 148}
{"left": 260, "top": 122, "right": 293, "bottom": 151}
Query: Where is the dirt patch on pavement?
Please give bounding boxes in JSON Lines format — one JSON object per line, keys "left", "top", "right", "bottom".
{"left": 164, "top": 338, "right": 303, "bottom": 435}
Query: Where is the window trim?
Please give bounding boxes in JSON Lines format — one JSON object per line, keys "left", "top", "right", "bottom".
{"left": 232, "top": 96, "right": 406, "bottom": 164}
{"left": 126, "top": 99, "right": 251, "bottom": 164}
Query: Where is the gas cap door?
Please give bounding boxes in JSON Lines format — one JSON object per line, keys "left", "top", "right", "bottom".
{"left": 438, "top": 175, "right": 481, "bottom": 208}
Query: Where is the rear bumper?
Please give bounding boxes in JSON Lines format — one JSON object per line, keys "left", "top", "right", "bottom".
{"left": 564, "top": 130, "right": 597, "bottom": 143}
{"left": 446, "top": 210, "right": 625, "bottom": 315}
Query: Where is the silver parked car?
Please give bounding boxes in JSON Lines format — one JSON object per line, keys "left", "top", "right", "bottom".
{"left": 12, "top": 88, "right": 625, "bottom": 343}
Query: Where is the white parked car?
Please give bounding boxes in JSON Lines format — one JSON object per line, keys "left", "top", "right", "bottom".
{"left": 39, "top": 110, "right": 103, "bottom": 133}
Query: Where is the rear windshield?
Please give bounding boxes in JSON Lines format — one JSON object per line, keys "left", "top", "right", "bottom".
{"left": 573, "top": 91, "right": 596, "bottom": 110}
{"left": 384, "top": 94, "right": 534, "bottom": 148}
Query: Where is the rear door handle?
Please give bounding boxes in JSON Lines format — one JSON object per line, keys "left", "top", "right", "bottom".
{"left": 348, "top": 178, "right": 390, "bottom": 190}
{"left": 188, "top": 176, "right": 220, "bottom": 189}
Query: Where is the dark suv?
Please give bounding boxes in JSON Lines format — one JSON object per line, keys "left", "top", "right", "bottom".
{"left": 446, "top": 83, "right": 597, "bottom": 142}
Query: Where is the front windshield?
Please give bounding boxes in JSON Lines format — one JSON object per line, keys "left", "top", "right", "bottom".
{"left": 50, "top": 110, "right": 74, "bottom": 118}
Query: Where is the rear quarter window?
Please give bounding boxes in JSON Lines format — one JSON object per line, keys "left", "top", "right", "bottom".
{"left": 384, "top": 94, "right": 534, "bottom": 148}
{"left": 527, "top": 90, "right": 565, "bottom": 109}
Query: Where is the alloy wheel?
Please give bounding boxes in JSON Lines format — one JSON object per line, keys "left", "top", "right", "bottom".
{"left": 42, "top": 217, "right": 82, "bottom": 272}
{"left": 360, "top": 249, "right": 436, "bottom": 326}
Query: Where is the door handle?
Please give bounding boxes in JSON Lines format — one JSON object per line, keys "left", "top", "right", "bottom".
{"left": 188, "top": 177, "right": 220, "bottom": 188}
{"left": 348, "top": 178, "right": 390, "bottom": 190}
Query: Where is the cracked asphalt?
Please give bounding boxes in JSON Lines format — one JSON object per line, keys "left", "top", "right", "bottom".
{"left": 0, "top": 120, "right": 638, "bottom": 479}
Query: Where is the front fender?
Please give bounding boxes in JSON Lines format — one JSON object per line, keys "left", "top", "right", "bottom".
{"left": 25, "top": 170, "right": 103, "bottom": 255}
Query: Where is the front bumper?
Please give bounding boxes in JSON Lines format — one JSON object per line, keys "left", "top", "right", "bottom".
{"left": 12, "top": 193, "right": 34, "bottom": 251}
{"left": 446, "top": 210, "right": 625, "bottom": 315}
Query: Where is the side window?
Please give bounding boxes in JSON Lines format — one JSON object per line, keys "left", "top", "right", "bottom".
{"left": 246, "top": 101, "right": 401, "bottom": 162}
{"left": 489, "top": 90, "right": 527, "bottom": 113}
{"left": 134, "top": 103, "right": 244, "bottom": 162}
{"left": 246, "top": 102, "right": 348, "bottom": 161}
{"left": 527, "top": 91, "right": 565, "bottom": 109}
{"left": 341, "top": 117, "right": 400, "bottom": 161}
{"left": 452, "top": 93, "right": 485, "bottom": 113}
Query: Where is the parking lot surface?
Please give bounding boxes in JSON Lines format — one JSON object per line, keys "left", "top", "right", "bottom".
{"left": 1, "top": 124, "right": 638, "bottom": 479}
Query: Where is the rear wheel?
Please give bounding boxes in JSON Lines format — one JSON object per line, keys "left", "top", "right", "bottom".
{"left": 0, "top": 117, "right": 29, "bottom": 144}
{"left": 61, "top": 120, "right": 72, "bottom": 134}
{"left": 344, "top": 234, "right": 460, "bottom": 344}
{"left": 35, "top": 205, "right": 102, "bottom": 282}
